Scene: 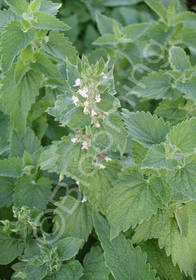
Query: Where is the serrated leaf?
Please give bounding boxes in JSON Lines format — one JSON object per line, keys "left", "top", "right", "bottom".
{"left": 40, "top": 0, "right": 62, "bottom": 16}
{"left": 30, "top": 52, "right": 61, "bottom": 78}
{"left": 0, "top": 229, "right": 24, "bottom": 265}
{"left": 0, "top": 21, "right": 35, "bottom": 71}
{"left": 0, "top": 158, "right": 23, "bottom": 177}
{"left": 176, "top": 76, "right": 196, "bottom": 102}
{"left": 55, "top": 237, "right": 83, "bottom": 261}
{"left": 140, "top": 240, "right": 183, "bottom": 280}
{"left": 33, "top": 12, "right": 70, "bottom": 31}
{"left": 168, "top": 154, "right": 196, "bottom": 200}
{"left": 10, "top": 128, "right": 41, "bottom": 157}
{"left": 123, "top": 110, "right": 170, "bottom": 147}
{"left": 145, "top": 0, "right": 167, "bottom": 22}
{"left": 54, "top": 196, "right": 93, "bottom": 242}
{"left": 14, "top": 176, "right": 52, "bottom": 210}
{"left": 132, "top": 140, "right": 148, "bottom": 166}
{"left": 106, "top": 167, "right": 163, "bottom": 239}
{"left": 96, "top": 12, "right": 116, "bottom": 35}
{"left": 142, "top": 143, "right": 178, "bottom": 170}
{"left": 43, "top": 31, "right": 77, "bottom": 64}
{"left": 45, "top": 260, "right": 83, "bottom": 280}
{"left": 132, "top": 72, "right": 180, "bottom": 100}
{"left": 167, "top": 117, "right": 196, "bottom": 154}
{"left": 175, "top": 11, "right": 196, "bottom": 28}
{"left": 0, "top": 9, "right": 17, "bottom": 33}
{"left": 0, "top": 177, "right": 14, "bottom": 207}
{"left": 93, "top": 212, "right": 158, "bottom": 280}
{"left": 93, "top": 34, "right": 117, "bottom": 45}
{"left": 48, "top": 94, "right": 91, "bottom": 130}
{"left": 4, "top": 0, "right": 28, "bottom": 15}
{"left": 122, "top": 23, "right": 149, "bottom": 42}
{"left": 1, "top": 69, "right": 43, "bottom": 135}
{"left": 169, "top": 46, "right": 190, "bottom": 71}
{"left": 82, "top": 246, "right": 110, "bottom": 280}
{"left": 132, "top": 203, "right": 196, "bottom": 277}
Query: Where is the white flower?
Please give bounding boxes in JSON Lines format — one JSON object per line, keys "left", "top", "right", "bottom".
{"left": 104, "top": 112, "right": 109, "bottom": 116}
{"left": 84, "top": 101, "right": 89, "bottom": 107}
{"left": 103, "top": 75, "right": 107, "bottom": 79}
{"left": 82, "top": 140, "right": 88, "bottom": 150}
{"left": 95, "top": 122, "right": 100, "bottom": 128}
{"left": 71, "top": 138, "right": 77, "bottom": 143}
{"left": 105, "top": 157, "right": 112, "bottom": 162}
{"left": 76, "top": 180, "right": 80, "bottom": 185}
{"left": 91, "top": 109, "right": 97, "bottom": 116}
{"left": 73, "top": 78, "right": 81, "bottom": 87}
{"left": 83, "top": 107, "right": 88, "bottom": 114}
{"left": 99, "top": 163, "right": 106, "bottom": 169}
{"left": 72, "top": 96, "right": 79, "bottom": 105}
{"left": 81, "top": 196, "right": 87, "bottom": 203}
{"left": 95, "top": 94, "right": 101, "bottom": 103}
{"left": 78, "top": 87, "right": 88, "bottom": 98}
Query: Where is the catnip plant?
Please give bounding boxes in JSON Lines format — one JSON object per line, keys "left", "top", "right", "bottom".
{"left": 0, "top": 0, "right": 195, "bottom": 279}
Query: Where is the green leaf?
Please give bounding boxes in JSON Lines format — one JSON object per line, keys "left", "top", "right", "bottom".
{"left": 168, "top": 154, "right": 196, "bottom": 200}
{"left": 25, "top": 264, "right": 47, "bottom": 280}
{"left": 92, "top": 114, "right": 127, "bottom": 156}
{"left": 169, "top": 46, "right": 190, "bottom": 71}
{"left": 96, "top": 12, "right": 116, "bottom": 35}
{"left": 14, "top": 176, "right": 52, "bottom": 210}
{"left": 176, "top": 76, "right": 196, "bottom": 102}
{"left": 0, "top": 9, "right": 17, "bottom": 33}
{"left": 0, "top": 229, "right": 24, "bottom": 265}
{"left": 175, "top": 11, "right": 196, "bottom": 28}
{"left": 80, "top": 161, "right": 121, "bottom": 214}
{"left": 140, "top": 240, "right": 183, "bottom": 280}
{"left": 155, "top": 98, "right": 187, "bottom": 125}
{"left": 0, "top": 158, "right": 23, "bottom": 177}
{"left": 132, "top": 72, "right": 180, "bottom": 100}
{"left": 123, "top": 110, "right": 170, "bottom": 147}
{"left": 30, "top": 52, "right": 61, "bottom": 78}
{"left": 10, "top": 128, "right": 41, "bottom": 157}
{"left": 106, "top": 167, "right": 162, "bottom": 239}
{"left": 43, "top": 31, "right": 77, "bottom": 64}
{"left": 54, "top": 196, "right": 93, "bottom": 242}
{"left": 132, "top": 203, "right": 196, "bottom": 277}
{"left": 182, "top": 27, "right": 196, "bottom": 52}
{"left": 4, "top": 0, "right": 28, "bottom": 15}
{"left": 45, "top": 261, "right": 83, "bottom": 280}
{"left": 145, "top": 0, "right": 167, "bottom": 22}
{"left": 103, "top": 0, "right": 142, "bottom": 6}
{"left": 93, "top": 212, "right": 157, "bottom": 280}
{"left": 132, "top": 140, "right": 148, "bottom": 166}
{"left": 121, "top": 23, "right": 149, "bottom": 42}
{"left": 48, "top": 94, "right": 91, "bottom": 130}
{"left": 0, "top": 177, "right": 14, "bottom": 207}
{"left": 0, "top": 21, "right": 35, "bottom": 71}
{"left": 167, "top": 117, "right": 196, "bottom": 154}
{"left": 33, "top": 12, "right": 70, "bottom": 31}
{"left": 1, "top": 69, "right": 42, "bottom": 135}
{"left": 55, "top": 237, "right": 83, "bottom": 261}
{"left": 142, "top": 143, "right": 178, "bottom": 170}
{"left": 93, "top": 34, "right": 117, "bottom": 45}
{"left": 82, "top": 246, "right": 110, "bottom": 280}
{"left": 40, "top": 0, "right": 62, "bottom": 16}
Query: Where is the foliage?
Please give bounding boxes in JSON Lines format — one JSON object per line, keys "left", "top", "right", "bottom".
{"left": 0, "top": 0, "right": 195, "bottom": 279}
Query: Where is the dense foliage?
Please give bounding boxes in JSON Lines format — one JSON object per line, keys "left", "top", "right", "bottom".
{"left": 0, "top": 0, "right": 196, "bottom": 279}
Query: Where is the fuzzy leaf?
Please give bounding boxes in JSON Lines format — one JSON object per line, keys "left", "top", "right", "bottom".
{"left": 106, "top": 167, "right": 163, "bottom": 239}
{"left": 1, "top": 69, "right": 43, "bottom": 135}
{"left": 14, "top": 176, "right": 52, "bottom": 210}
{"left": 0, "top": 21, "right": 35, "bottom": 71}
{"left": 0, "top": 158, "right": 23, "bottom": 177}
{"left": 167, "top": 117, "right": 196, "bottom": 154}
{"left": 48, "top": 95, "right": 91, "bottom": 130}
{"left": 4, "top": 0, "right": 28, "bottom": 15}
{"left": 169, "top": 46, "right": 190, "bottom": 71}
{"left": 123, "top": 110, "right": 170, "bottom": 147}
{"left": 142, "top": 143, "right": 178, "bottom": 170}
{"left": 93, "top": 212, "right": 157, "bottom": 280}
{"left": 0, "top": 177, "right": 14, "bottom": 207}
{"left": 55, "top": 237, "right": 84, "bottom": 261}
{"left": 122, "top": 23, "right": 149, "bottom": 41}
{"left": 132, "top": 203, "right": 196, "bottom": 277}
{"left": 145, "top": 0, "right": 167, "bottom": 22}
{"left": 176, "top": 76, "right": 196, "bottom": 102}
{"left": 82, "top": 246, "right": 110, "bottom": 280}
{"left": 40, "top": 0, "right": 62, "bottom": 16}
{"left": 0, "top": 229, "right": 24, "bottom": 265}
{"left": 132, "top": 72, "right": 180, "bottom": 100}
{"left": 33, "top": 12, "right": 70, "bottom": 31}
{"left": 54, "top": 196, "right": 93, "bottom": 242}
{"left": 45, "top": 261, "right": 83, "bottom": 280}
